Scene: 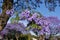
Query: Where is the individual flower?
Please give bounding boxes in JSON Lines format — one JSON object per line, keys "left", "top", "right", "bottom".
{"left": 6, "top": 9, "right": 14, "bottom": 16}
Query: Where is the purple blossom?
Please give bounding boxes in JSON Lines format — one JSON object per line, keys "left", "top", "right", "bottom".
{"left": 50, "top": 24, "right": 60, "bottom": 35}
{"left": 6, "top": 9, "right": 14, "bottom": 16}
{"left": 28, "top": 17, "right": 33, "bottom": 21}
{"left": 1, "top": 29, "right": 9, "bottom": 35}
{"left": 1, "top": 9, "right": 60, "bottom": 39}
{"left": 34, "top": 17, "right": 41, "bottom": 24}
{"left": 1, "top": 23, "right": 27, "bottom": 35}
{"left": 47, "top": 17, "right": 60, "bottom": 25}
{"left": 20, "top": 9, "right": 30, "bottom": 19}
{"left": 28, "top": 13, "right": 39, "bottom": 21}
{"left": 34, "top": 17, "right": 51, "bottom": 27}
{"left": 44, "top": 27, "right": 50, "bottom": 32}
{"left": 38, "top": 29, "right": 44, "bottom": 35}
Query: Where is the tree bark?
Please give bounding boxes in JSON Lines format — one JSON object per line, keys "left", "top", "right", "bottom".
{"left": 39, "top": 35, "right": 45, "bottom": 40}
{"left": 0, "top": 0, "right": 13, "bottom": 31}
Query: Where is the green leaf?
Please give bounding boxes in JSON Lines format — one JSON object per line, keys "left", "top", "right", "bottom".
{"left": 29, "top": 22, "right": 42, "bottom": 30}
{"left": 30, "top": 22, "right": 38, "bottom": 28}
{"left": 10, "top": 18, "right": 15, "bottom": 23}
{"left": 15, "top": 12, "right": 20, "bottom": 21}
{"left": 15, "top": 17, "right": 19, "bottom": 20}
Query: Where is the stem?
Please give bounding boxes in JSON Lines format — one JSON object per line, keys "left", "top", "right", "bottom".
{"left": 16, "top": 38, "right": 18, "bottom": 40}
{"left": 15, "top": 33, "right": 19, "bottom": 40}
{"left": 39, "top": 35, "right": 45, "bottom": 40}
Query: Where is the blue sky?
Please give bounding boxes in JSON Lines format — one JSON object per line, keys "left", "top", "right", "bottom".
{"left": 36, "top": 3, "right": 60, "bottom": 19}
{"left": 13, "top": 0, "right": 60, "bottom": 19}
{"left": 0, "top": 0, "right": 60, "bottom": 19}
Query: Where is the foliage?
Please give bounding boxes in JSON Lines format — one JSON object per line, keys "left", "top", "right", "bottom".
{"left": 0, "top": 9, "right": 60, "bottom": 39}
{"left": 13, "top": 0, "right": 60, "bottom": 11}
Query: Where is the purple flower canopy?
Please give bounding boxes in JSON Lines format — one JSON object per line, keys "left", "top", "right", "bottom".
{"left": 0, "top": 23, "right": 28, "bottom": 35}
{"left": 19, "top": 10, "right": 51, "bottom": 36}
{"left": 19, "top": 9, "right": 60, "bottom": 37}
{"left": 1, "top": 9, "right": 60, "bottom": 38}
{"left": 47, "top": 17, "right": 60, "bottom": 25}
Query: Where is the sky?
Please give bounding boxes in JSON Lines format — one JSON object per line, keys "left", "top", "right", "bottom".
{"left": 0, "top": 0, "right": 60, "bottom": 19}
{"left": 35, "top": 0, "right": 60, "bottom": 19}
{"left": 0, "top": 0, "right": 60, "bottom": 20}
{"left": 0, "top": 0, "right": 60, "bottom": 24}
{"left": 36, "top": 3, "right": 60, "bottom": 19}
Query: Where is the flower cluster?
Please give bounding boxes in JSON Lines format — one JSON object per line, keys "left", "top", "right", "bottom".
{"left": 20, "top": 9, "right": 30, "bottom": 20}
{"left": 19, "top": 9, "right": 51, "bottom": 38}
{"left": 0, "top": 9, "right": 60, "bottom": 39}
{"left": 0, "top": 23, "right": 27, "bottom": 35}
{"left": 6, "top": 9, "right": 14, "bottom": 16}
{"left": 19, "top": 9, "right": 60, "bottom": 38}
